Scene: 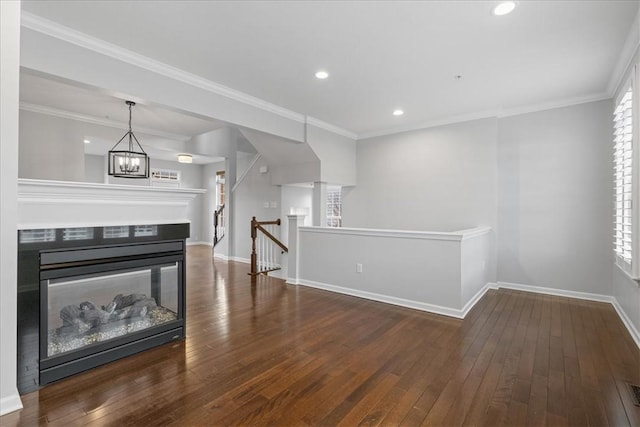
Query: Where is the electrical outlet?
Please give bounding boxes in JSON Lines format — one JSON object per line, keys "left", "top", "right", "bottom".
{"left": 482, "top": 261, "right": 486, "bottom": 271}
{"left": 263, "top": 202, "right": 269, "bottom": 208}
{"left": 356, "top": 263, "right": 363, "bottom": 273}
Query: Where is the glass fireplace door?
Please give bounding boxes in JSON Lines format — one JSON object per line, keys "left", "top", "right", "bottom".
{"left": 40, "top": 253, "right": 184, "bottom": 367}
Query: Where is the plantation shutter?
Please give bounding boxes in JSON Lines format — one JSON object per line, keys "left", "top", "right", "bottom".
{"left": 614, "top": 86, "right": 633, "bottom": 265}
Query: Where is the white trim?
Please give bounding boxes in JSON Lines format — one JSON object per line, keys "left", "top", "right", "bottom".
{"left": 306, "top": 116, "right": 357, "bottom": 140}
{"left": 18, "top": 178, "right": 205, "bottom": 195}
{"left": 21, "top": 12, "right": 306, "bottom": 125}
{"left": 231, "top": 154, "right": 261, "bottom": 193}
{"left": 607, "top": 8, "right": 640, "bottom": 96}
{"left": 460, "top": 282, "right": 496, "bottom": 318}
{"left": 611, "top": 297, "right": 640, "bottom": 348}
{"left": 20, "top": 102, "right": 190, "bottom": 141}
{"left": 357, "top": 109, "right": 499, "bottom": 140}
{"left": 298, "top": 279, "right": 467, "bottom": 319}
{"left": 212, "top": 252, "right": 229, "bottom": 261}
{"left": 496, "top": 281, "right": 613, "bottom": 303}
{"left": 495, "top": 281, "right": 639, "bottom": 349}
{"left": 228, "top": 256, "right": 251, "bottom": 264}
{"left": 186, "top": 241, "right": 210, "bottom": 246}
{"left": 357, "top": 94, "right": 611, "bottom": 140}
{"left": 0, "top": 393, "right": 23, "bottom": 416}
{"left": 299, "top": 225, "right": 490, "bottom": 242}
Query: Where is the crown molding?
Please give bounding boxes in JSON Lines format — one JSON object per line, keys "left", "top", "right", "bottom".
{"left": 20, "top": 12, "right": 306, "bottom": 125}
{"left": 607, "top": 8, "right": 640, "bottom": 97}
{"left": 495, "top": 92, "right": 612, "bottom": 119}
{"left": 19, "top": 102, "right": 190, "bottom": 141}
{"left": 357, "top": 109, "right": 500, "bottom": 140}
{"left": 305, "top": 116, "right": 357, "bottom": 140}
{"left": 357, "top": 92, "right": 612, "bottom": 140}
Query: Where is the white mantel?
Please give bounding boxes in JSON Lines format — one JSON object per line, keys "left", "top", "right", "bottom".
{"left": 18, "top": 179, "right": 206, "bottom": 229}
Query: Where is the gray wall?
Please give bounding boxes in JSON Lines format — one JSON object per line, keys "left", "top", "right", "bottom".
{"left": 343, "top": 100, "right": 613, "bottom": 298}
{"left": 232, "top": 157, "right": 281, "bottom": 261}
{"left": 497, "top": 100, "right": 613, "bottom": 295}
{"left": 19, "top": 110, "right": 86, "bottom": 181}
{"left": 344, "top": 117, "right": 498, "bottom": 231}
{"left": 84, "top": 154, "right": 104, "bottom": 183}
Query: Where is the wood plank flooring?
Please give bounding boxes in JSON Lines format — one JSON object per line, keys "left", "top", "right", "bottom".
{"left": 2, "top": 245, "right": 639, "bottom": 426}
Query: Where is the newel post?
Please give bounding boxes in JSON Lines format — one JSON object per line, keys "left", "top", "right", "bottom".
{"left": 286, "top": 215, "right": 305, "bottom": 285}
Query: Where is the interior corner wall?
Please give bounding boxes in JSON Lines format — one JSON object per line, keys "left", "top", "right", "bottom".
{"left": 232, "top": 157, "right": 282, "bottom": 261}
{"left": 343, "top": 117, "right": 498, "bottom": 232}
{"left": 497, "top": 100, "right": 613, "bottom": 295}
{"left": 306, "top": 125, "right": 357, "bottom": 186}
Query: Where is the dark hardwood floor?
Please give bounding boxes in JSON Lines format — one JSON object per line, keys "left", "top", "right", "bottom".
{"left": 2, "top": 245, "right": 639, "bottom": 426}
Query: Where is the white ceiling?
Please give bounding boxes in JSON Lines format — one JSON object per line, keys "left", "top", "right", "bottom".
{"left": 20, "top": 0, "right": 640, "bottom": 138}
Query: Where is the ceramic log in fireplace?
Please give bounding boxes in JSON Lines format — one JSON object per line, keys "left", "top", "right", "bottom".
{"left": 17, "top": 223, "right": 188, "bottom": 392}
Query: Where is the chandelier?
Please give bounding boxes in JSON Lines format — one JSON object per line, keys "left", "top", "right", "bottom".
{"left": 108, "top": 101, "right": 149, "bottom": 178}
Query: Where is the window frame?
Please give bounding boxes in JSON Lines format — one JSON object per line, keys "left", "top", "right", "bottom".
{"left": 614, "top": 67, "right": 640, "bottom": 280}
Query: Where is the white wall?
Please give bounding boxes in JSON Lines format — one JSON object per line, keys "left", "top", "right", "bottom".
{"left": 84, "top": 154, "right": 104, "bottom": 183}
{"left": 344, "top": 118, "right": 498, "bottom": 231}
{"left": 280, "top": 184, "right": 313, "bottom": 246}
{"left": 19, "top": 110, "right": 85, "bottom": 181}
{"left": 306, "top": 124, "right": 357, "bottom": 186}
{"left": 0, "top": 0, "right": 23, "bottom": 415}
{"left": 296, "top": 226, "right": 493, "bottom": 317}
{"left": 497, "top": 100, "right": 613, "bottom": 296}
{"left": 232, "top": 157, "right": 282, "bottom": 261}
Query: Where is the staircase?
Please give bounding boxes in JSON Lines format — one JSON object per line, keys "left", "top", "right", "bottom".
{"left": 250, "top": 217, "right": 288, "bottom": 276}
{"left": 213, "top": 204, "right": 225, "bottom": 247}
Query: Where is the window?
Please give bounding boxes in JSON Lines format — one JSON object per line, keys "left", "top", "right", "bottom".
{"left": 216, "top": 171, "right": 225, "bottom": 208}
{"left": 614, "top": 82, "right": 635, "bottom": 275}
{"left": 326, "top": 186, "right": 342, "bottom": 227}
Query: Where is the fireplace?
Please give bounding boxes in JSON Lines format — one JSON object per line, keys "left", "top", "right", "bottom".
{"left": 17, "top": 223, "right": 188, "bottom": 392}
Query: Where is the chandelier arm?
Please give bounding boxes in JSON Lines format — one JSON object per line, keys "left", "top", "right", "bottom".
{"left": 130, "top": 132, "right": 147, "bottom": 154}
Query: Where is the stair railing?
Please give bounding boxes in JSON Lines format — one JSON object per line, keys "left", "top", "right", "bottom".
{"left": 250, "top": 217, "right": 288, "bottom": 276}
{"left": 213, "top": 204, "right": 225, "bottom": 247}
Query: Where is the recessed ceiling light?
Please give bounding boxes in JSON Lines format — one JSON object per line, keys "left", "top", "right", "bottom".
{"left": 315, "top": 70, "right": 329, "bottom": 79}
{"left": 178, "top": 154, "right": 193, "bottom": 164}
{"left": 83, "top": 139, "right": 91, "bottom": 144}
{"left": 493, "top": 1, "right": 516, "bottom": 16}
{"left": 393, "top": 109, "right": 404, "bottom": 116}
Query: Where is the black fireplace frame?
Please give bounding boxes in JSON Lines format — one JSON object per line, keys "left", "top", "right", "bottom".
{"left": 17, "top": 223, "right": 189, "bottom": 392}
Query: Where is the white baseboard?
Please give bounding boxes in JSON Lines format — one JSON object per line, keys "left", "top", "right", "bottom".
{"left": 187, "top": 241, "right": 212, "bottom": 247}
{"left": 212, "top": 252, "right": 229, "bottom": 261}
{"left": 496, "top": 281, "right": 613, "bottom": 303}
{"left": 0, "top": 392, "right": 23, "bottom": 416}
{"left": 298, "top": 279, "right": 468, "bottom": 319}
{"left": 228, "top": 256, "right": 250, "bottom": 264}
{"left": 460, "top": 283, "right": 496, "bottom": 318}
{"left": 496, "top": 281, "right": 639, "bottom": 349}
{"left": 611, "top": 297, "right": 640, "bottom": 349}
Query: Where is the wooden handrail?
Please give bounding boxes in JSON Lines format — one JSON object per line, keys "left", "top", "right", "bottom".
{"left": 213, "top": 204, "right": 225, "bottom": 247}
{"left": 251, "top": 217, "right": 288, "bottom": 276}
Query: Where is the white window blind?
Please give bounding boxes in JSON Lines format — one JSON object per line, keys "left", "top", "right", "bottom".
{"left": 614, "top": 86, "right": 633, "bottom": 266}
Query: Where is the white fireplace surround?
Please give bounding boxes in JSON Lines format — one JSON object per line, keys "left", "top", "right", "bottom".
{"left": 18, "top": 179, "right": 205, "bottom": 229}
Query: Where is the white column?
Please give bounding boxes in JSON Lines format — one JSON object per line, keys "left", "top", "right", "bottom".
{"left": 286, "top": 215, "right": 306, "bottom": 285}
{"left": 312, "top": 182, "right": 327, "bottom": 227}
{"left": 0, "top": 0, "right": 23, "bottom": 416}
